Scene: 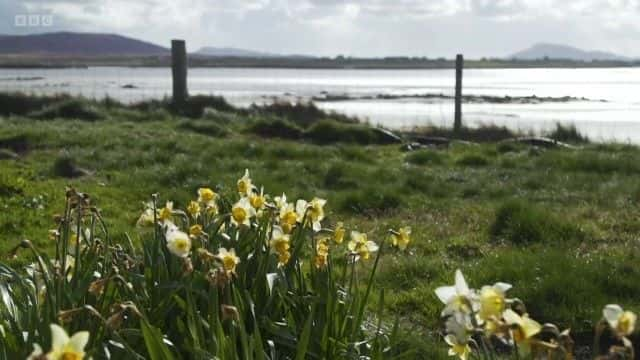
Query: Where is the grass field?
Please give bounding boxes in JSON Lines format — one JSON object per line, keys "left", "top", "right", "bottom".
{"left": 1, "top": 94, "right": 640, "bottom": 357}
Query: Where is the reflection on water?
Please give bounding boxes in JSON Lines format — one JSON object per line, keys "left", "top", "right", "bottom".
{"left": 1, "top": 66, "right": 639, "bottom": 142}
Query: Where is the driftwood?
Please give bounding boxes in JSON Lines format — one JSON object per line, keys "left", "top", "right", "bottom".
{"left": 372, "top": 127, "right": 403, "bottom": 144}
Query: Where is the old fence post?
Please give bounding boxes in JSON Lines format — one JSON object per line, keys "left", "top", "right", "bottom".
{"left": 454, "top": 54, "right": 463, "bottom": 132}
{"left": 171, "top": 39, "right": 188, "bottom": 107}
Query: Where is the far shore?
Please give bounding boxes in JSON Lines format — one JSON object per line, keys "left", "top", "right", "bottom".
{"left": 1, "top": 54, "right": 639, "bottom": 69}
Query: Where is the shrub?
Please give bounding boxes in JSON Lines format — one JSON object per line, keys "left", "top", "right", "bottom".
{"left": 29, "top": 99, "right": 104, "bottom": 121}
{"left": 490, "top": 200, "right": 585, "bottom": 245}
{"left": 245, "top": 118, "right": 303, "bottom": 139}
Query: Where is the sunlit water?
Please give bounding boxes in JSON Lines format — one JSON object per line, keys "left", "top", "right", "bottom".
{"left": 1, "top": 66, "right": 640, "bottom": 142}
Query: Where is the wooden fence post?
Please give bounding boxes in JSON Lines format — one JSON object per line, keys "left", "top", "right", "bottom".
{"left": 171, "top": 39, "right": 188, "bottom": 107}
{"left": 454, "top": 54, "right": 463, "bottom": 132}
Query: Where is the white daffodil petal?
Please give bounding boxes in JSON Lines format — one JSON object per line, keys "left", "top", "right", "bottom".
{"left": 69, "top": 331, "right": 90, "bottom": 352}
{"left": 454, "top": 269, "right": 470, "bottom": 296}
{"left": 604, "top": 304, "right": 623, "bottom": 327}
{"left": 435, "top": 286, "right": 456, "bottom": 304}
{"left": 493, "top": 282, "right": 512, "bottom": 293}
{"left": 50, "top": 324, "right": 70, "bottom": 350}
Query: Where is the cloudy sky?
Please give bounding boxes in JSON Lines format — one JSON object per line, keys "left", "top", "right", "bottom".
{"left": 2, "top": 0, "right": 640, "bottom": 58}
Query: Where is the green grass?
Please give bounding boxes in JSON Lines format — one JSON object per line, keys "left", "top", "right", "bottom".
{"left": 1, "top": 94, "right": 640, "bottom": 356}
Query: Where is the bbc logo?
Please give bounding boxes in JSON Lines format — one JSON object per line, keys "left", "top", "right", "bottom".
{"left": 15, "top": 14, "right": 53, "bottom": 27}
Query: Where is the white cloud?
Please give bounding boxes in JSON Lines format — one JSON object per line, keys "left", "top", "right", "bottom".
{"left": 1, "top": 0, "right": 639, "bottom": 57}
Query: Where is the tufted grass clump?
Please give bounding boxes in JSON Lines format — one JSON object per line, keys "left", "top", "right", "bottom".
{"left": 29, "top": 99, "right": 104, "bottom": 121}
{"left": 490, "top": 199, "right": 586, "bottom": 245}
{"left": 405, "top": 149, "right": 446, "bottom": 166}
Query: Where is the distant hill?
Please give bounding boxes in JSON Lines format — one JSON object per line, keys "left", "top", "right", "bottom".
{"left": 0, "top": 32, "right": 168, "bottom": 56}
{"left": 510, "top": 43, "right": 631, "bottom": 61}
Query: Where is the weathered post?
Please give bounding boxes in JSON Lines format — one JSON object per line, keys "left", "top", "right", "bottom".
{"left": 171, "top": 39, "right": 188, "bottom": 107}
{"left": 454, "top": 54, "right": 463, "bottom": 132}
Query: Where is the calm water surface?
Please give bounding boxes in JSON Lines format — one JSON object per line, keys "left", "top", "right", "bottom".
{"left": 1, "top": 66, "right": 640, "bottom": 142}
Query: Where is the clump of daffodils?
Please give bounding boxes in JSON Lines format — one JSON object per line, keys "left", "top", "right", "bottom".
{"left": 136, "top": 169, "right": 401, "bottom": 280}
{"left": 434, "top": 269, "right": 568, "bottom": 359}
{"left": 436, "top": 270, "right": 638, "bottom": 359}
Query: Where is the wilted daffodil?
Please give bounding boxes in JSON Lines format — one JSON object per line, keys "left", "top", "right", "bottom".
{"left": 46, "top": 324, "right": 90, "bottom": 360}
{"left": 603, "top": 304, "right": 637, "bottom": 337}
{"left": 269, "top": 226, "right": 291, "bottom": 267}
{"left": 231, "top": 197, "right": 256, "bottom": 227}
{"left": 216, "top": 247, "right": 240, "bottom": 275}
{"left": 314, "top": 237, "right": 330, "bottom": 269}
{"left": 478, "top": 282, "right": 512, "bottom": 323}
{"left": 347, "top": 231, "right": 379, "bottom": 261}
{"left": 503, "top": 309, "right": 542, "bottom": 350}
{"left": 237, "top": 169, "right": 253, "bottom": 195}
{"left": 434, "top": 269, "right": 475, "bottom": 316}
{"left": 166, "top": 228, "right": 192, "bottom": 258}
{"left": 333, "top": 222, "right": 345, "bottom": 244}
{"left": 390, "top": 226, "right": 411, "bottom": 250}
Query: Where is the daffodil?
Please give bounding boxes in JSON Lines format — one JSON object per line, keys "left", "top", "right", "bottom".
{"left": 444, "top": 312, "right": 473, "bottom": 360}
{"left": 166, "top": 228, "right": 192, "bottom": 258}
{"left": 434, "top": 269, "right": 475, "bottom": 316}
{"left": 444, "top": 335, "right": 471, "bottom": 360}
{"left": 270, "top": 226, "right": 291, "bottom": 267}
{"left": 189, "top": 224, "right": 204, "bottom": 238}
{"left": 237, "top": 169, "right": 252, "bottom": 195}
{"left": 47, "top": 324, "right": 89, "bottom": 360}
{"left": 279, "top": 203, "right": 298, "bottom": 233}
{"left": 158, "top": 201, "right": 173, "bottom": 222}
{"left": 503, "top": 308, "right": 542, "bottom": 353}
{"left": 390, "top": 227, "right": 411, "bottom": 250}
{"left": 274, "top": 193, "right": 288, "bottom": 209}
{"left": 136, "top": 202, "right": 156, "bottom": 227}
{"left": 187, "top": 200, "right": 201, "bottom": 218}
{"left": 603, "top": 304, "right": 637, "bottom": 337}
{"left": 334, "top": 222, "right": 345, "bottom": 244}
{"left": 216, "top": 247, "right": 240, "bottom": 275}
{"left": 231, "top": 197, "right": 256, "bottom": 227}
{"left": 308, "top": 197, "right": 326, "bottom": 231}
{"left": 478, "top": 282, "right": 512, "bottom": 323}
{"left": 249, "top": 187, "right": 266, "bottom": 210}
{"left": 198, "top": 187, "right": 217, "bottom": 204}
{"left": 347, "top": 231, "right": 379, "bottom": 261}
